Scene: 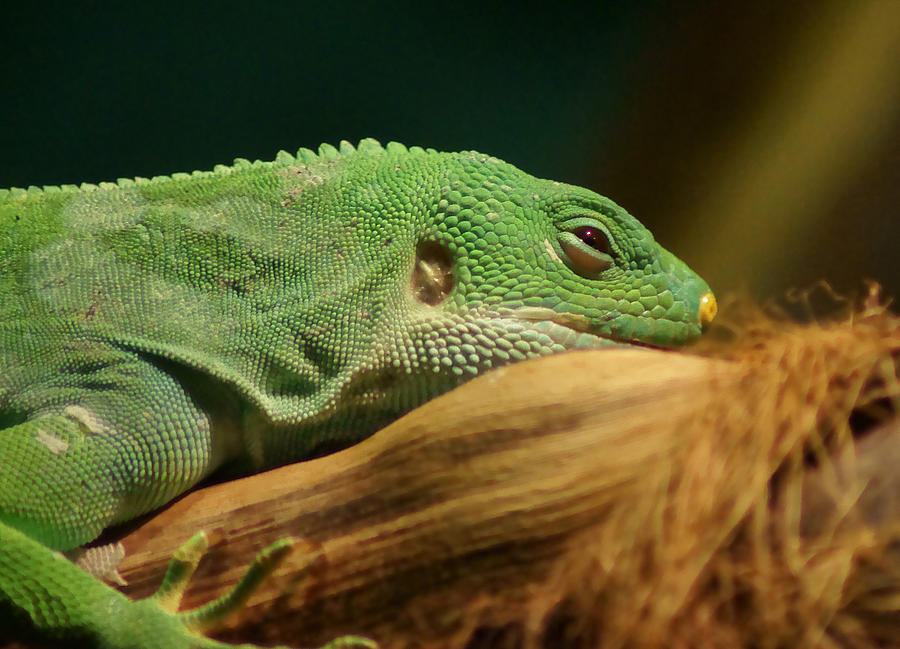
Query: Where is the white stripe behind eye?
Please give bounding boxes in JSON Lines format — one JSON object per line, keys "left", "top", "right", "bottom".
{"left": 543, "top": 238, "right": 562, "bottom": 264}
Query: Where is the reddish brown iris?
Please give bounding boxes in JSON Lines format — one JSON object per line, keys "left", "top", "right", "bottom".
{"left": 560, "top": 226, "right": 614, "bottom": 274}
{"left": 573, "top": 226, "right": 611, "bottom": 254}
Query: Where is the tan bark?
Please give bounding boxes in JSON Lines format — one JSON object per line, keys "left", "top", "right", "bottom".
{"left": 113, "top": 307, "right": 900, "bottom": 648}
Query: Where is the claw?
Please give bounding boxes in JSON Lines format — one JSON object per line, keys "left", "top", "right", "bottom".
{"left": 171, "top": 535, "right": 297, "bottom": 631}
{"left": 143, "top": 532, "right": 377, "bottom": 647}
{"left": 152, "top": 531, "right": 210, "bottom": 613}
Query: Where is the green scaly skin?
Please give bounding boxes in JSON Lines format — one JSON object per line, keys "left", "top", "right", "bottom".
{"left": 0, "top": 139, "right": 714, "bottom": 648}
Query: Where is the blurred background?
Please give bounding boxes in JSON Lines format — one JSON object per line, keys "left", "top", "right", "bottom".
{"left": 2, "top": 1, "right": 898, "bottom": 304}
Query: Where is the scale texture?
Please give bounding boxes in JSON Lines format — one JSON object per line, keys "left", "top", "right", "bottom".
{"left": 0, "top": 139, "right": 715, "bottom": 648}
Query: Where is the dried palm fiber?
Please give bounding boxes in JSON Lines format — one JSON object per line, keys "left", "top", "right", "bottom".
{"left": 104, "top": 289, "right": 900, "bottom": 649}
{"left": 519, "top": 290, "right": 900, "bottom": 649}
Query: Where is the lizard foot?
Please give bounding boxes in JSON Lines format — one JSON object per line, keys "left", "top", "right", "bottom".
{"left": 0, "top": 518, "right": 374, "bottom": 648}
{"left": 148, "top": 531, "right": 376, "bottom": 649}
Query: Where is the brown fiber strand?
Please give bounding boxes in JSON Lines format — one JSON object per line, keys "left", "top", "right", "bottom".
{"left": 516, "top": 289, "right": 900, "bottom": 649}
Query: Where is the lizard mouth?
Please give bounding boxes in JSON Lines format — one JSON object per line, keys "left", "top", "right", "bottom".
{"left": 509, "top": 298, "right": 711, "bottom": 349}
{"left": 507, "top": 306, "right": 683, "bottom": 349}
{"left": 409, "top": 242, "right": 690, "bottom": 349}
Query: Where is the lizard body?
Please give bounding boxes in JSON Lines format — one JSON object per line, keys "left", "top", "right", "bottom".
{"left": 0, "top": 139, "right": 715, "bottom": 647}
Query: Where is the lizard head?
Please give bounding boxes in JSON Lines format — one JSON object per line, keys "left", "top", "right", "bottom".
{"left": 413, "top": 151, "right": 715, "bottom": 350}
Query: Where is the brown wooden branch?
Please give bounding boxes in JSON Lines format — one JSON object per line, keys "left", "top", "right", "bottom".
{"left": 117, "top": 349, "right": 722, "bottom": 646}
{"left": 111, "top": 307, "right": 900, "bottom": 649}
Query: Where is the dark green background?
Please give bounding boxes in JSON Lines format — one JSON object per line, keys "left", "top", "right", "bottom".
{"left": 3, "top": 2, "right": 899, "bottom": 303}
{"left": 1, "top": 3, "right": 650, "bottom": 185}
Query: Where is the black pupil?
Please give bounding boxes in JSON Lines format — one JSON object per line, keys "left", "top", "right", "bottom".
{"left": 574, "top": 226, "right": 609, "bottom": 253}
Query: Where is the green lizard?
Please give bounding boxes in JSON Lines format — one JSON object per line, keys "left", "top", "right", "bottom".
{"left": 0, "top": 139, "right": 716, "bottom": 648}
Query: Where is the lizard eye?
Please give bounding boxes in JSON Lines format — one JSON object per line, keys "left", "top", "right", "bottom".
{"left": 573, "top": 226, "right": 611, "bottom": 254}
{"left": 557, "top": 224, "right": 615, "bottom": 275}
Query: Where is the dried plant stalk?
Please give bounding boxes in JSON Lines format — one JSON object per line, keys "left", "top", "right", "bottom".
{"left": 75, "top": 301, "right": 900, "bottom": 648}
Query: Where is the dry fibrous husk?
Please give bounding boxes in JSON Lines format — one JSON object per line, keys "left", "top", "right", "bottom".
{"left": 59, "top": 288, "right": 900, "bottom": 649}
{"left": 518, "top": 289, "right": 900, "bottom": 649}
